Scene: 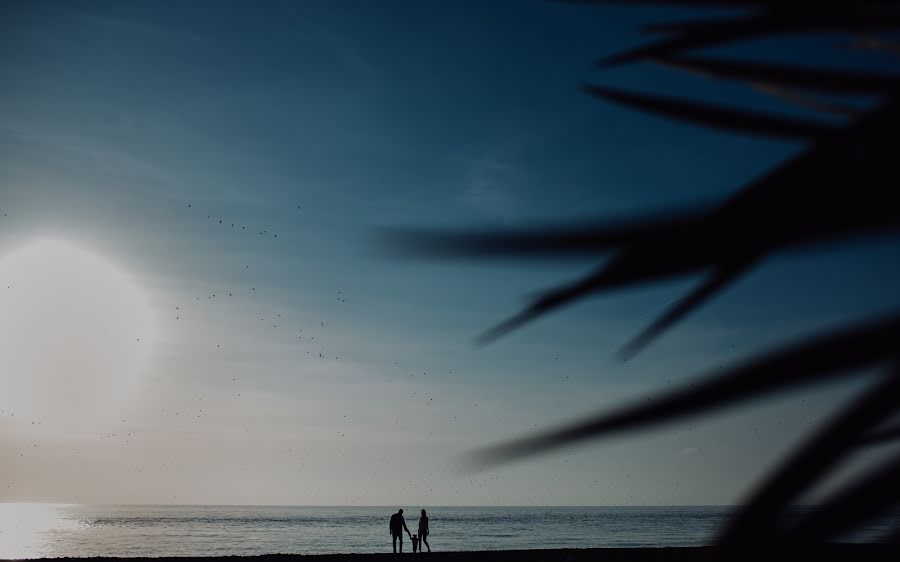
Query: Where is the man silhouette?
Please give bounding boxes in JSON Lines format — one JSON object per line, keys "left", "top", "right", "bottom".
{"left": 389, "top": 508, "right": 411, "bottom": 553}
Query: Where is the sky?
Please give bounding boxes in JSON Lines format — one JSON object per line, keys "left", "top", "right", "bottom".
{"left": 2, "top": 0, "right": 900, "bottom": 506}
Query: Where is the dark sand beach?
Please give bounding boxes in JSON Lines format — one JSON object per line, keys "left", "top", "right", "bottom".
{"left": 7, "top": 545, "right": 900, "bottom": 562}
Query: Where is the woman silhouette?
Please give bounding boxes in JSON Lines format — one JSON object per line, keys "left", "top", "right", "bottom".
{"left": 418, "top": 509, "right": 430, "bottom": 552}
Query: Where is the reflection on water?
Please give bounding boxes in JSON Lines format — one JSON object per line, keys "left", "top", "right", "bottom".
{"left": 1, "top": 504, "right": 733, "bottom": 558}
{"left": 0, "top": 503, "right": 87, "bottom": 559}
{"left": 1, "top": 504, "right": 897, "bottom": 558}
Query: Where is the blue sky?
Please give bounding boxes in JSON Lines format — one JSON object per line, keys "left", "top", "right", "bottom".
{"left": 2, "top": 0, "right": 900, "bottom": 506}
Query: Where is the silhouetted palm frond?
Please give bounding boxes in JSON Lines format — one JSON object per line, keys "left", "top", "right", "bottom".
{"left": 390, "top": 3, "right": 900, "bottom": 356}
{"left": 381, "top": 209, "right": 705, "bottom": 259}
{"left": 780, "top": 449, "right": 900, "bottom": 544}
{"left": 655, "top": 54, "right": 900, "bottom": 94}
{"left": 386, "top": 0, "right": 900, "bottom": 553}
{"left": 582, "top": 85, "right": 838, "bottom": 139}
{"left": 859, "top": 423, "right": 900, "bottom": 446}
{"left": 716, "top": 364, "right": 900, "bottom": 550}
{"left": 468, "top": 314, "right": 900, "bottom": 466}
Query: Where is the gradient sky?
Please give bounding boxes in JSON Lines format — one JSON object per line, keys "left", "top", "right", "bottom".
{"left": 2, "top": 0, "right": 900, "bottom": 506}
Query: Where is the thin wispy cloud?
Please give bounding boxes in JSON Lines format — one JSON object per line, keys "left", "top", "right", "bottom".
{"left": 460, "top": 151, "right": 527, "bottom": 224}
{"left": 0, "top": 127, "right": 174, "bottom": 187}
{"left": 678, "top": 447, "right": 701, "bottom": 457}
{"left": 272, "top": 3, "right": 378, "bottom": 77}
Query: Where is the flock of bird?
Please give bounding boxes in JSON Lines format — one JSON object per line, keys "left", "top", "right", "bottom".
{"left": 4, "top": 197, "right": 503, "bottom": 503}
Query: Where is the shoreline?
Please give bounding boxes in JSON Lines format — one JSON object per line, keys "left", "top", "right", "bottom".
{"left": 7, "top": 545, "right": 899, "bottom": 562}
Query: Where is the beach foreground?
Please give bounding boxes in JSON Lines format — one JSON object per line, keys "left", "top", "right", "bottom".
{"left": 6, "top": 545, "right": 900, "bottom": 562}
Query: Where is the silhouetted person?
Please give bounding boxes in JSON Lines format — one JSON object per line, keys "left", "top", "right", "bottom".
{"left": 411, "top": 534, "right": 419, "bottom": 553}
{"left": 418, "top": 509, "right": 430, "bottom": 552}
{"left": 389, "top": 508, "right": 411, "bottom": 553}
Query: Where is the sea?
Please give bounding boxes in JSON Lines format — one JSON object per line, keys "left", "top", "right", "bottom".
{"left": 1, "top": 504, "right": 897, "bottom": 559}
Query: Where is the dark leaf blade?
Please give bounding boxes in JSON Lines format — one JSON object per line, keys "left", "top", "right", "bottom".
{"left": 749, "top": 84, "right": 859, "bottom": 117}
{"left": 859, "top": 423, "right": 900, "bottom": 446}
{"left": 474, "top": 265, "right": 613, "bottom": 345}
{"left": 599, "top": 14, "right": 775, "bottom": 66}
{"left": 607, "top": 8, "right": 900, "bottom": 66}
{"left": 616, "top": 260, "right": 754, "bottom": 360}
{"left": 644, "top": 8, "right": 900, "bottom": 35}
{"left": 883, "top": 524, "right": 900, "bottom": 546}
{"left": 469, "top": 314, "right": 900, "bottom": 467}
{"left": 849, "top": 34, "right": 900, "bottom": 58}
{"left": 715, "top": 368, "right": 900, "bottom": 548}
{"left": 559, "top": 1, "right": 780, "bottom": 5}
{"left": 782, "top": 449, "right": 900, "bottom": 544}
{"left": 598, "top": 30, "right": 747, "bottom": 67}
{"left": 656, "top": 54, "right": 900, "bottom": 94}
{"left": 475, "top": 307, "right": 547, "bottom": 347}
{"left": 378, "top": 210, "right": 704, "bottom": 259}
{"left": 468, "top": 98, "right": 898, "bottom": 348}
{"left": 604, "top": 15, "right": 809, "bottom": 66}
{"left": 583, "top": 85, "right": 835, "bottom": 139}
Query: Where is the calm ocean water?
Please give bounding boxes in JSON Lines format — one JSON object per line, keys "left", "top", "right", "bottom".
{"left": 1, "top": 504, "right": 896, "bottom": 558}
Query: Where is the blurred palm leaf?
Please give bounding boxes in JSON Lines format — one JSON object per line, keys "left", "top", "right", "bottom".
{"left": 469, "top": 314, "right": 900, "bottom": 466}
{"left": 387, "top": 0, "right": 900, "bottom": 550}
{"left": 391, "top": 2, "right": 900, "bottom": 356}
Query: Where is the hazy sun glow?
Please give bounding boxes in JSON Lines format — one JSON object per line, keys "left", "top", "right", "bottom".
{"left": 0, "top": 238, "right": 157, "bottom": 423}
